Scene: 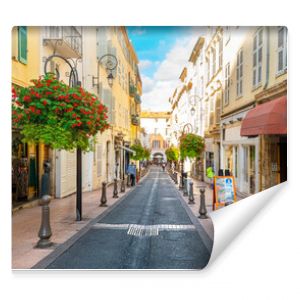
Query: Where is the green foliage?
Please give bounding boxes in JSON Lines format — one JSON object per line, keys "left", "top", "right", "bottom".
{"left": 165, "top": 146, "right": 179, "bottom": 162}
{"left": 12, "top": 73, "right": 109, "bottom": 151}
{"left": 179, "top": 133, "right": 204, "bottom": 160}
{"left": 130, "top": 141, "right": 150, "bottom": 161}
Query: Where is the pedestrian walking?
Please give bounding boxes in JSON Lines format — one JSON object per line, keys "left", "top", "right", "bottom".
{"left": 127, "top": 162, "right": 136, "bottom": 186}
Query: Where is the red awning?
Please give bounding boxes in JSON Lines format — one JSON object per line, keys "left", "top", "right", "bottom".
{"left": 240, "top": 96, "right": 287, "bottom": 136}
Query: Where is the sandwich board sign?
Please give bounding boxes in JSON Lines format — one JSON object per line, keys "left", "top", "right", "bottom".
{"left": 213, "top": 176, "right": 237, "bottom": 210}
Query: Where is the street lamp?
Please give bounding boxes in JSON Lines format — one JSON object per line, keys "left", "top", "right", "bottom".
{"left": 190, "top": 107, "right": 195, "bottom": 116}
{"left": 44, "top": 53, "right": 83, "bottom": 221}
{"left": 92, "top": 54, "right": 118, "bottom": 90}
{"left": 107, "top": 72, "right": 114, "bottom": 88}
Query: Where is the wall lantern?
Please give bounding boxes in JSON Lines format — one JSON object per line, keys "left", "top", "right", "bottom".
{"left": 107, "top": 72, "right": 114, "bottom": 88}
{"left": 190, "top": 107, "right": 196, "bottom": 116}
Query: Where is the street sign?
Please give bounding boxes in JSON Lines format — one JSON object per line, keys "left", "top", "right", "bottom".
{"left": 213, "top": 176, "right": 237, "bottom": 210}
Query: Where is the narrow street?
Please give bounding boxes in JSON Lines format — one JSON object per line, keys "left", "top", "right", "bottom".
{"left": 33, "top": 166, "right": 213, "bottom": 269}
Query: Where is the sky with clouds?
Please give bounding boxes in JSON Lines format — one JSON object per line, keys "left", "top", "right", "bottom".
{"left": 127, "top": 26, "right": 205, "bottom": 111}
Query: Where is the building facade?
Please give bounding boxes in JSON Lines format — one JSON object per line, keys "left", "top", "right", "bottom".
{"left": 220, "top": 26, "right": 287, "bottom": 196}
{"left": 12, "top": 26, "right": 143, "bottom": 205}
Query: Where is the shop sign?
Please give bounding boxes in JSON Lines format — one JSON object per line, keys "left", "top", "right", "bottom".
{"left": 213, "top": 176, "right": 237, "bottom": 209}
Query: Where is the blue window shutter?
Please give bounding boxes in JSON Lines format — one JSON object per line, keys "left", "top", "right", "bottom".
{"left": 18, "top": 26, "right": 27, "bottom": 64}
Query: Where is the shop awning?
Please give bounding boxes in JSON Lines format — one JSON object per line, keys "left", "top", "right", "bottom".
{"left": 119, "top": 145, "right": 136, "bottom": 155}
{"left": 240, "top": 96, "right": 287, "bottom": 136}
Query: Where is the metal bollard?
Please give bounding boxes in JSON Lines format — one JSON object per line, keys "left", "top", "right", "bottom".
{"left": 100, "top": 181, "right": 108, "bottom": 207}
{"left": 174, "top": 172, "right": 178, "bottom": 184}
{"left": 113, "top": 179, "right": 119, "bottom": 198}
{"left": 179, "top": 175, "right": 183, "bottom": 190}
{"left": 188, "top": 181, "right": 195, "bottom": 204}
{"left": 127, "top": 174, "right": 131, "bottom": 187}
{"left": 36, "top": 195, "right": 52, "bottom": 248}
{"left": 120, "top": 178, "right": 126, "bottom": 193}
{"left": 198, "top": 187, "right": 208, "bottom": 219}
{"left": 183, "top": 178, "right": 188, "bottom": 196}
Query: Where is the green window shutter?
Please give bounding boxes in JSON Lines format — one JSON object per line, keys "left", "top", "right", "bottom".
{"left": 18, "top": 26, "right": 27, "bottom": 64}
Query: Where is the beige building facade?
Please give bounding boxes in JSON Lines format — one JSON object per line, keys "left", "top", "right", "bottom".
{"left": 221, "top": 26, "right": 287, "bottom": 195}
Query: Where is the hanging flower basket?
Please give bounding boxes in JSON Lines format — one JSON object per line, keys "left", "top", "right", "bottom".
{"left": 12, "top": 73, "right": 110, "bottom": 151}
{"left": 179, "top": 133, "right": 205, "bottom": 160}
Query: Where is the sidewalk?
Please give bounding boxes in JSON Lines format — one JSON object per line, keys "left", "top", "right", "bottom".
{"left": 171, "top": 173, "right": 247, "bottom": 241}
{"left": 169, "top": 174, "right": 214, "bottom": 241}
{"left": 12, "top": 180, "right": 138, "bottom": 269}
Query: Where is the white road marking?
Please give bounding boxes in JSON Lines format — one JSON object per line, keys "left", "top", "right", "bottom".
{"left": 92, "top": 223, "right": 195, "bottom": 236}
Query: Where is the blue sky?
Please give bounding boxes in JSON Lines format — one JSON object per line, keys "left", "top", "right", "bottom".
{"left": 127, "top": 26, "right": 195, "bottom": 77}
{"left": 127, "top": 26, "right": 203, "bottom": 111}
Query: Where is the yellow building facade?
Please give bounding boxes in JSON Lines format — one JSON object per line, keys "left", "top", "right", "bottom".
{"left": 12, "top": 26, "right": 51, "bottom": 204}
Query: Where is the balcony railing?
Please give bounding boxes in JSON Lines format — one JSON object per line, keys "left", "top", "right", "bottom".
{"left": 43, "top": 26, "right": 82, "bottom": 58}
{"left": 131, "top": 114, "right": 140, "bottom": 126}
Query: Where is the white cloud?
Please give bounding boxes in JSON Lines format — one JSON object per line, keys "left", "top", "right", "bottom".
{"left": 141, "top": 75, "right": 155, "bottom": 93}
{"left": 139, "top": 59, "right": 152, "bottom": 70}
{"left": 141, "top": 34, "right": 199, "bottom": 112}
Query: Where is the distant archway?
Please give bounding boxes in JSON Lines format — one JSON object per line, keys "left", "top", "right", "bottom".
{"left": 151, "top": 150, "right": 166, "bottom": 164}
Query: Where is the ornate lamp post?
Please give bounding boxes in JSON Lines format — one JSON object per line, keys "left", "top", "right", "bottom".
{"left": 44, "top": 52, "right": 117, "bottom": 221}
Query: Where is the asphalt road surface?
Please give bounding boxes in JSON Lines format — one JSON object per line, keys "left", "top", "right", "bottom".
{"left": 34, "top": 166, "right": 213, "bottom": 269}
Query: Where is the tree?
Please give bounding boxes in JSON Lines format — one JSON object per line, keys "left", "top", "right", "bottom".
{"left": 12, "top": 73, "right": 109, "bottom": 151}
{"left": 165, "top": 146, "right": 179, "bottom": 162}
{"left": 130, "top": 141, "right": 150, "bottom": 161}
{"left": 179, "top": 133, "right": 205, "bottom": 160}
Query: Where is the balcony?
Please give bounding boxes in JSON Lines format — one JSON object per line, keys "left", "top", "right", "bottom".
{"left": 134, "top": 94, "right": 141, "bottom": 104}
{"left": 131, "top": 114, "right": 140, "bottom": 126}
{"left": 129, "top": 84, "right": 136, "bottom": 97}
{"left": 43, "top": 26, "right": 82, "bottom": 58}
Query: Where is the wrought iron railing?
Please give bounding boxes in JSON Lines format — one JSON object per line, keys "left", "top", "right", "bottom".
{"left": 43, "top": 26, "right": 82, "bottom": 57}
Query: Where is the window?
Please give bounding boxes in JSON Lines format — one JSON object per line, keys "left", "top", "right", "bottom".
{"left": 224, "top": 63, "right": 230, "bottom": 105}
{"left": 206, "top": 56, "right": 210, "bottom": 82}
{"left": 218, "top": 38, "right": 223, "bottom": 69}
{"left": 212, "top": 47, "right": 216, "bottom": 75}
{"left": 253, "top": 28, "right": 263, "bottom": 87}
{"left": 18, "top": 26, "right": 27, "bottom": 64}
{"left": 277, "top": 26, "right": 287, "bottom": 73}
{"left": 225, "top": 26, "right": 231, "bottom": 45}
{"left": 236, "top": 49, "right": 243, "bottom": 97}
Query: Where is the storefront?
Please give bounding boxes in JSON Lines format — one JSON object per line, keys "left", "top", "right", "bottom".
{"left": 12, "top": 129, "right": 50, "bottom": 206}
{"left": 221, "top": 121, "right": 259, "bottom": 195}
{"left": 241, "top": 95, "right": 287, "bottom": 190}
{"left": 204, "top": 137, "right": 220, "bottom": 183}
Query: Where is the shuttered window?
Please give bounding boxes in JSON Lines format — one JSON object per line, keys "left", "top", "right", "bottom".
{"left": 277, "top": 26, "right": 287, "bottom": 73}
{"left": 224, "top": 63, "right": 230, "bottom": 106}
{"left": 218, "top": 38, "right": 223, "bottom": 69}
{"left": 18, "top": 26, "right": 27, "bottom": 64}
{"left": 253, "top": 28, "right": 263, "bottom": 87}
{"left": 236, "top": 48, "right": 243, "bottom": 97}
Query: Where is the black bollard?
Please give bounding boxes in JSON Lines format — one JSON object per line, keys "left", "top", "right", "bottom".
{"left": 36, "top": 161, "right": 52, "bottom": 248}
{"left": 174, "top": 172, "right": 178, "bottom": 185}
{"left": 188, "top": 181, "right": 195, "bottom": 204}
{"left": 100, "top": 181, "right": 108, "bottom": 207}
{"left": 198, "top": 187, "right": 208, "bottom": 219}
{"left": 179, "top": 175, "right": 183, "bottom": 190}
{"left": 127, "top": 174, "right": 131, "bottom": 187}
{"left": 183, "top": 178, "right": 188, "bottom": 196}
{"left": 36, "top": 195, "right": 52, "bottom": 248}
{"left": 120, "top": 179, "right": 126, "bottom": 193}
{"left": 113, "top": 179, "right": 119, "bottom": 198}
